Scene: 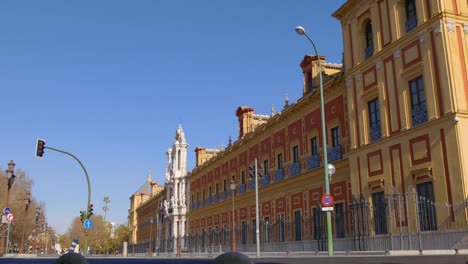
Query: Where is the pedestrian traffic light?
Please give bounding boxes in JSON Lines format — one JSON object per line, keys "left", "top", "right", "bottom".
{"left": 80, "top": 211, "right": 85, "bottom": 223}
{"left": 88, "top": 204, "right": 93, "bottom": 218}
{"left": 35, "top": 139, "right": 46, "bottom": 158}
{"left": 249, "top": 165, "right": 255, "bottom": 178}
{"left": 258, "top": 163, "right": 263, "bottom": 178}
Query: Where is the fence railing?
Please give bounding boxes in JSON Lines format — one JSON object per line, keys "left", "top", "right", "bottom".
{"left": 126, "top": 186, "right": 468, "bottom": 254}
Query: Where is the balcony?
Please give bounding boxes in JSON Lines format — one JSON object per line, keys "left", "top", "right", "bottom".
{"left": 221, "top": 191, "right": 227, "bottom": 201}
{"left": 365, "top": 46, "right": 374, "bottom": 59}
{"left": 405, "top": 17, "right": 417, "bottom": 32}
{"left": 328, "top": 145, "right": 343, "bottom": 162}
{"left": 261, "top": 174, "right": 270, "bottom": 186}
{"left": 213, "top": 194, "right": 219, "bottom": 203}
{"left": 274, "top": 168, "right": 284, "bottom": 182}
{"left": 200, "top": 200, "right": 205, "bottom": 208}
{"left": 249, "top": 180, "right": 256, "bottom": 191}
{"left": 239, "top": 184, "right": 246, "bottom": 194}
{"left": 307, "top": 155, "right": 320, "bottom": 170}
{"left": 289, "top": 162, "right": 301, "bottom": 176}
{"left": 206, "top": 196, "right": 212, "bottom": 205}
{"left": 369, "top": 122, "right": 382, "bottom": 142}
{"left": 412, "top": 104, "right": 428, "bottom": 127}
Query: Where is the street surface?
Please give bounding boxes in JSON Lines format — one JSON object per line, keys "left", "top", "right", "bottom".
{"left": 0, "top": 255, "right": 467, "bottom": 264}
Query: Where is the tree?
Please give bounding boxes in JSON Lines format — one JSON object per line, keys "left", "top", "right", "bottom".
{"left": 0, "top": 168, "right": 48, "bottom": 253}
{"left": 102, "top": 197, "right": 111, "bottom": 222}
{"left": 62, "top": 214, "right": 109, "bottom": 254}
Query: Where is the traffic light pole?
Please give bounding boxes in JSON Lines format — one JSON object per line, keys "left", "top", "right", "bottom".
{"left": 44, "top": 146, "right": 92, "bottom": 255}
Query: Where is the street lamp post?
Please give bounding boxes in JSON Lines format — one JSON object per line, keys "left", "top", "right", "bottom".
{"left": 20, "top": 191, "right": 31, "bottom": 253}
{"left": 254, "top": 158, "right": 260, "bottom": 257}
{"left": 230, "top": 180, "right": 236, "bottom": 252}
{"left": 1, "top": 160, "right": 16, "bottom": 254}
{"left": 149, "top": 219, "right": 153, "bottom": 256}
{"left": 295, "top": 26, "right": 334, "bottom": 256}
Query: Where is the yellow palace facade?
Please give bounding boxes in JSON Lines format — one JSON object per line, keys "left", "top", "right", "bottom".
{"left": 128, "top": 0, "right": 468, "bottom": 254}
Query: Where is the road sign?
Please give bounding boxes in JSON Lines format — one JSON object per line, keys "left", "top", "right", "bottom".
{"left": 3, "top": 207, "right": 10, "bottom": 215}
{"left": 5, "top": 213, "right": 14, "bottom": 222}
{"left": 84, "top": 219, "right": 93, "bottom": 229}
{"left": 320, "top": 194, "right": 335, "bottom": 207}
{"left": 322, "top": 206, "right": 334, "bottom": 211}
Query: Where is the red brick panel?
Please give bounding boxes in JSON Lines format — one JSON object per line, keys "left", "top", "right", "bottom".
{"left": 275, "top": 197, "right": 286, "bottom": 213}
{"left": 249, "top": 145, "right": 259, "bottom": 162}
{"left": 304, "top": 109, "right": 321, "bottom": 132}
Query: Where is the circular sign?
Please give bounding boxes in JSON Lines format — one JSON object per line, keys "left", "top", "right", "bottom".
{"left": 320, "top": 194, "right": 335, "bottom": 207}
{"left": 6, "top": 213, "right": 14, "bottom": 222}
{"left": 84, "top": 219, "right": 93, "bottom": 230}
{"left": 3, "top": 207, "right": 10, "bottom": 215}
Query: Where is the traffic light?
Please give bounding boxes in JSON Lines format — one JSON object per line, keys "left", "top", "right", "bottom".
{"left": 249, "top": 165, "right": 255, "bottom": 178}
{"left": 80, "top": 211, "right": 85, "bottom": 223}
{"left": 258, "top": 163, "right": 263, "bottom": 178}
{"left": 87, "top": 204, "right": 93, "bottom": 219}
{"left": 35, "top": 139, "right": 46, "bottom": 158}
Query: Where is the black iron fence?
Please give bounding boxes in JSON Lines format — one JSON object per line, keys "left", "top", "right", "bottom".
{"left": 127, "top": 185, "right": 468, "bottom": 254}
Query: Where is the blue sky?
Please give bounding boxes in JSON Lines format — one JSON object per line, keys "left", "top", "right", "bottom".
{"left": 0, "top": 1, "right": 346, "bottom": 234}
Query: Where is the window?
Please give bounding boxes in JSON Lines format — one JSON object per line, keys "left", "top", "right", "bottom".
{"left": 310, "top": 137, "right": 318, "bottom": 156}
{"left": 294, "top": 211, "right": 302, "bottom": 241}
{"left": 263, "top": 160, "right": 269, "bottom": 176}
{"left": 241, "top": 171, "right": 246, "bottom": 185}
{"left": 417, "top": 182, "right": 437, "bottom": 231}
{"left": 313, "top": 207, "right": 323, "bottom": 240}
{"left": 365, "top": 20, "right": 374, "bottom": 58}
{"left": 252, "top": 219, "right": 257, "bottom": 243}
{"left": 372, "top": 192, "right": 387, "bottom": 234}
{"left": 277, "top": 153, "right": 283, "bottom": 170}
{"left": 410, "top": 76, "right": 427, "bottom": 126}
{"left": 292, "top": 145, "right": 299, "bottom": 163}
{"left": 223, "top": 224, "right": 227, "bottom": 245}
{"left": 241, "top": 221, "right": 247, "bottom": 244}
{"left": 223, "top": 179, "right": 226, "bottom": 192}
{"left": 278, "top": 214, "right": 285, "bottom": 242}
{"left": 306, "top": 71, "right": 313, "bottom": 92}
{"left": 405, "top": 0, "right": 417, "bottom": 32}
{"left": 208, "top": 186, "right": 212, "bottom": 197}
{"left": 216, "top": 183, "right": 219, "bottom": 194}
{"left": 368, "top": 98, "right": 381, "bottom": 142}
{"left": 331, "top": 127, "right": 340, "bottom": 147}
{"left": 177, "top": 150, "right": 181, "bottom": 170}
{"left": 335, "top": 203, "right": 345, "bottom": 238}
{"left": 202, "top": 190, "right": 205, "bottom": 201}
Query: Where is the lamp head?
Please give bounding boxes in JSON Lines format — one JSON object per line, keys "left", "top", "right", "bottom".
{"left": 230, "top": 180, "right": 236, "bottom": 191}
{"left": 328, "top": 164, "right": 336, "bottom": 175}
{"left": 295, "top": 26, "right": 306, "bottom": 35}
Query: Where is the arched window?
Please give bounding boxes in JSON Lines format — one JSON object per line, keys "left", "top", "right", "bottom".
{"left": 365, "top": 20, "right": 374, "bottom": 59}
{"left": 405, "top": 0, "right": 417, "bottom": 32}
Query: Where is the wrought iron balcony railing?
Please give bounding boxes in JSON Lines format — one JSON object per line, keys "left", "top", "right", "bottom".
{"left": 307, "top": 154, "right": 320, "bottom": 170}
{"left": 289, "top": 162, "right": 301, "bottom": 176}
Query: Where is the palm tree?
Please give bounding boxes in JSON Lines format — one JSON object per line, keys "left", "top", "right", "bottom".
{"left": 102, "top": 197, "right": 111, "bottom": 222}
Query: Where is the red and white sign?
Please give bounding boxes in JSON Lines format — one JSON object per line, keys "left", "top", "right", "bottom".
{"left": 320, "top": 194, "right": 335, "bottom": 207}
{"left": 6, "top": 213, "right": 14, "bottom": 222}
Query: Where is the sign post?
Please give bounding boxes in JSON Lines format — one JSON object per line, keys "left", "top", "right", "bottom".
{"left": 5, "top": 213, "right": 14, "bottom": 254}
